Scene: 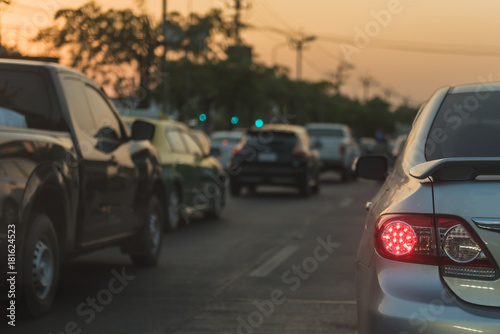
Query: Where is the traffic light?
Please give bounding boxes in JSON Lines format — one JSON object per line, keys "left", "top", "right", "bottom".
{"left": 255, "top": 119, "right": 264, "bottom": 128}
{"left": 199, "top": 113, "right": 207, "bottom": 122}
{"left": 231, "top": 116, "right": 239, "bottom": 125}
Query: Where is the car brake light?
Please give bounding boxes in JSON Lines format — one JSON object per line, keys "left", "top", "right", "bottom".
{"left": 339, "top": 145, "right": 346, "bottom": 157}
{"left": 293, "top": 144, "right": 305, "bottom": 156}
{"left": 375, "top": 214, "right": 499, "bottom": 279}
{"left": 232, "top": 142, "right": 244, "bottom": 155}
{"left": 375, "top": 215, "right": 438, "bottom": 265}
{"left": 380, "top": 221, "right": 416, "bottom": 256}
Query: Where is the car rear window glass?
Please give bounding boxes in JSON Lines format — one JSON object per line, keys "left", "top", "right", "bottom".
{"left": 307, "top": 128, "right": 344, "bottom": 137}
{"left": 165, "top": 128, "right": 187, "bottom": 153}
{"left": 426, "top": 91, "right": 500, "bottom": 160}
{"left": 212, "top": 136, "right": 241, "bottom": 146}
{"left": 0, "top": 70, "right": 59, "bottom": 130}
{"left": 245, "top": 131, "right": 298, "bottom": 149}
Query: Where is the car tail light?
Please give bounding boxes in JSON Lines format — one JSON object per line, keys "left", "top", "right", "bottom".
{"left": 339, "top": 145, "right": 346, "bottom": 158}
{"left": 375, "top": 215, "right": 499, "bottom": 279}
{"left": 293, "top": 144, "right": 305, "bottom": 156}
{"left": 375, "top": 215, "right": 438, "bottom": 265}
{"left": 437, "top": 217, "right": 498, "bottom": 279}
{"left": 232, "top": 142, "right": 244, "bottom": 155}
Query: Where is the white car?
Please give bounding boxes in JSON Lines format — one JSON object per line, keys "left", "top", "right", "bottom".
{"left": 305, "top": 123, "right": 360, "bottom": 181}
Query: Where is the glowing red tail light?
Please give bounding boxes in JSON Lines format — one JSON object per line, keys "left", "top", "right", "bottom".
{"left": 375, "top": 214, "right": 499, "bottom": 279}
{"left": 339, "top": 145, "right": 346, "bottom": 158}
{"left": 232, "top": 142, "right": 244, "bottom": 155}
{"left": 293, "top": 144, "right": 305, "bottom": 156}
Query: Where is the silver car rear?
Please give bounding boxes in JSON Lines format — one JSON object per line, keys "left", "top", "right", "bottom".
{"left": 356, "top": 83, "right": 500, "bottom": 333}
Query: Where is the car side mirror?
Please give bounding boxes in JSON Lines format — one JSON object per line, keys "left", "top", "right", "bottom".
{"left": 131, "top": 120, "right": 155, "bottom": 141}
{"left": 355, "top": 155, "right": 388, "bottom": 180}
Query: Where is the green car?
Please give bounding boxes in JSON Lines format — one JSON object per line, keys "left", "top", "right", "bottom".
{"left": 124, "top": 117, "right": 226, "bottom": 230}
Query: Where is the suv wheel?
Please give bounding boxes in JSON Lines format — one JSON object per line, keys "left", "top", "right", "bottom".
{"left": 311, "top": 172, "right": 320, "bottom": 194}
{"left": 22, "top": 214, "right": 59, "bottom": 318}
{"left": 299, "top": 171, "right": 312, "bottom": 197}
{"left": 205, "top": 186, "right": 224, "bottom": 219}
{"left": 130, "top": 196, "right": 163, "bottom": 267}
{"left": 230, "top": 180, "right": 241, "bottom": 196}
{"left": 165, "top": 188, "right": 181, "bottom": 231}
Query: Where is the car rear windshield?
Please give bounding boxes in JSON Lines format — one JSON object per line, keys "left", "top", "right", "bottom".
{"left": 426, "top": 91, "right": 500, "bottom": 160}
{"left": 0, "top": 69, "right": 60, "bottom": 130}
{"left": 307, "top": 128, "right": 344, "bottom": 137}
{"left": 245, "top": 131, "right": 298, "bottom": 149}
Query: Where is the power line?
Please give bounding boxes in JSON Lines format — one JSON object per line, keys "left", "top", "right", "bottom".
{"left": 317, "top": 34, "right": 500, "bottom": 58}
{"left": 254, "top": 0, "right": 295, "bottom": 32}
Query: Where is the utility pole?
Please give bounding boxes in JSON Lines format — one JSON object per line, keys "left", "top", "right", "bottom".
{"left": 162, "top": 0, "right": 169, "bottom": 117}
{"left": 234, "top": 0, "right": 242, "bottom": 45}
{"left": 290, "top": 34, "right": 316, "bottom": 80}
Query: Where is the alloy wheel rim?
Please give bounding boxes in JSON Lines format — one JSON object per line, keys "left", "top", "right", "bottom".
{"left": 32, "top": 240, "right": 54, "bottom": 300}
{"left": 149, "top": 211, "right": 161, "bottom": 253}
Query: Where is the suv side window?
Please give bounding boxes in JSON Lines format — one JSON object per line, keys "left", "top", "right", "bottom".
{"left": 0, "top": 70, "right": 62, "bottom": 130}
{"left": 180, "top": 131, "right": 203, "bottom": 156}
{"left": 165, "top": 128, "right": 187, "bottom": 153}
{"left": 62, "top": 78, "right": 97, "bottom": 136}
{"left": 84, "top": 85, "right": 122, "bottom": 141}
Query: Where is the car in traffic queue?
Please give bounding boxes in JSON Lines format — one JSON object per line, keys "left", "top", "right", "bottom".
{"left": 305, "top": 123, "right": 360, "bottom": 182}
{"left": 210, "top": 130, "right": 244, "bottom": 169}
{"left": 0, "top": 60, "right": 165, "bottom": 317}
{"left": 229, "top": 124, "right": 321, "bottom": 197}
{"left": 355, "top": 82, "right": 500, "bottom": 333}
{"left": 124, "top": 117, "right": 226, "bottom": 230}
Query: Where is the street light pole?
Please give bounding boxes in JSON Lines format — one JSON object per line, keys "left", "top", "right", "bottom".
{"left": 290, "top": 35, "right": 316, "bottom": 80}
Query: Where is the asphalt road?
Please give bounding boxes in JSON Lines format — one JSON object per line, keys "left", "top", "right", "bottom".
{"left": 4, "top": 173, "right": 382, "bottom": 334}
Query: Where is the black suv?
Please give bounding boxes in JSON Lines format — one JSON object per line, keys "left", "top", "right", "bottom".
{"left": 0, "top": 60, "right": 165, "bottom": 317}
{"left": 229, "top": 124, "right": 321, "bottom": 197}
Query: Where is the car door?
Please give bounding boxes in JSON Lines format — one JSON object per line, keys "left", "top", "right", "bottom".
{"left": 83, "top": 84, "right": 138, "bottom": 237}
{"left": 60, "top": 77, "right": 113, "bottom": 244}
{"left": 178, "top": 129, "right": 208, "bottom": 210}
{"left": 164, "top": 126, "right": 196, "bottom": 208}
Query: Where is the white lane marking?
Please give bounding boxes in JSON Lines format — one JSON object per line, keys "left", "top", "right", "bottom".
{"left": 339, "top": 198, "right": 353, "bottom": 208}
{"left": 249, "top": 245, "right": 299, "bottom": 277}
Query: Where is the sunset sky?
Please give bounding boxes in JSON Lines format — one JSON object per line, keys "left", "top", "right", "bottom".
{"left": 3, "top": 0, "right": 500, "bottom": 105}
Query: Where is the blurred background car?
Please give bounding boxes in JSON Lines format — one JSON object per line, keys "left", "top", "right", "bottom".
{"left": 358, "top": 137, "right": 377, "bottom": 155}
{"left": 355, "top": 82, "right": 500, "bottom": 334}
{"left": 124, "top": 117, "right": 225, "bottom": 230}
{"left": 305, "top": 123, "right": 360, "bottom": 182}
{"left": 192, "top": 129, "right": 212, "bottom": 157}
{"left": 229, "top": 124, "right": 321, "bottom": 197}
{"left": 210, "top": 130, "right": 244, "bottom": 168}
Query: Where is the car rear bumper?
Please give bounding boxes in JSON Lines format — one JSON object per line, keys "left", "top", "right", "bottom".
{"left": 356, "top": 254, "right": 500, "bottom": 334}
{"left": 230, "top": 165, "right": 306, "bottom": 187}
{"left": 320, "top": 159, "right": 345, "bottom": 171}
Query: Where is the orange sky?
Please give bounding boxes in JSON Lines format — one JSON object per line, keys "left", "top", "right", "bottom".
{"left": 4, "top": 0, "right": 500, "bottom": 105}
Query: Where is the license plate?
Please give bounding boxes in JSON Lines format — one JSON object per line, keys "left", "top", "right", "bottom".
{"left": 258, "top": 153, "right": 277, "bottom": 162}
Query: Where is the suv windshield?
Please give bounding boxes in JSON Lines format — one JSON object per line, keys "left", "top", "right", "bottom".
{"left": 425, "top": 91, "right": 500, "bottom": 160}
{"left": 307, "top": 128, "right": 344, "bottom": 137}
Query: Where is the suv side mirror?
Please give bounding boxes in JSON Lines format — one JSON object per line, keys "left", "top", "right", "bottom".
{"left": 355, "top": 155, "right": 388, "bottom": 180}
{"left": 131, "top": 120, "right": 155, "bottom": 141}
